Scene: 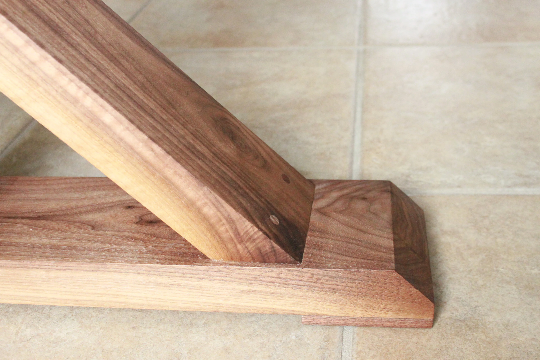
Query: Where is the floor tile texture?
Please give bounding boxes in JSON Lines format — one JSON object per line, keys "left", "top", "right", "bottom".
{"left": 361, "top": 46, "right": 540, "bottom": 193}
{"left": 365, "top": 0, "right": 540, "bottom": 45}
{"left": 131, "top": 0, "right": 360, "bottom": 48}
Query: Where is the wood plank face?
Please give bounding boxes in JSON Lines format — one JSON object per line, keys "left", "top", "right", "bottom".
{"left": 0, "top": 177, "right": 208, "bottom": 265}
{"left": 0, "top": 261, "right": 433, "bottom": 321}
{"left": 0, "top": 0, "right": 314, "bottom": 263}
{"left": 0, "top": 178, "right": 434, "bottom": 326}
{"left": 302, "top": 181, "right": 395, "bottom": 270}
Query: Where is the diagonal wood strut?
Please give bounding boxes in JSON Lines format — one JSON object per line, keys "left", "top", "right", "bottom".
{"left": 0, "top": 0, "right": 314, "bottom": 263}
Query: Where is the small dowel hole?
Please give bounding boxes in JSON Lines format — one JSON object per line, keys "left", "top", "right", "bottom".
{"left": 282, "top": 174, "right": 290, "bottom": 183}
{"left": 270, "top": 215, "right": 280, "bottom": 225}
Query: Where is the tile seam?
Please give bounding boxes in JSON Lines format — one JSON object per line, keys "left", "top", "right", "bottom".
{"left": 155, "top": 42, "right": 540, "bottom": 53}
{"left": 361, "top": 42, "right": 540, "bottom": 48}
{"left": 350, "top": 50, "right": 364, "bottom": 181}
{"left": 161, "top": 46, "right": 361, "bottom": 53}
{"left": 406, "top": 188, "right": 540, "bottom": 196}
{"left": 126, "top": 0, "right": 153, "bottom": 24}
{"left": 341, "top": 326, "right": 355, "bottom": 360}
{"left": 349, "top": 0, "right": 365, "bottom": 180}
{"left": 0, "top": 120, "right": 37, "bottom": 164}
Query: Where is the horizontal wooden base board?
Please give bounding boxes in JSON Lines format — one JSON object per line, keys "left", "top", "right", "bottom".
{"left": 302, "top": 315, "right": 433, "bottom": 328}
{"left": 0, "top": 177, "right": 434, "bottom": 327}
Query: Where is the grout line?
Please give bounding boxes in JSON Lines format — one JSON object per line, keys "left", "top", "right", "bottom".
{"left": 349, "top": 0, "right": 365, "bottom": 180}
{"left": 341, "top": 327, "right": 355, "bottom": 360}
{"left": 350, "top": 51, "right": 364, "bottom": 180}
{"left": 361, "top": 41, "right": 540, "bottom": 48}
{"left": 0, "top": 120, "right": 37, "bottom": 164}
{"left": 354, "top": 0, "right": 363, "bottom": 48}
{"left": 337, "top": 327, "right": 344, "bottom": 360}
{"left": 157, "top": 41, "right": 540, "bottom": 54}
{"left": 404, "top": 188, "right": 540, "bottom": 196}
{"left": 360, "top": 0, "right": 367, "bottom": 47}
{"left": 161, "top": 45, "right": 362, "bottom": 53}
{"left": 126, "top": 0, "right": 153, "bottom": 24}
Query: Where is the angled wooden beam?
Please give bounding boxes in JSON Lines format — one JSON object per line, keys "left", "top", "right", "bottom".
{"left": 0, "top": 0, "right": 314, "bottom": 263}
{"left": 0, "top": 177, "right": 434, "bottom": 327}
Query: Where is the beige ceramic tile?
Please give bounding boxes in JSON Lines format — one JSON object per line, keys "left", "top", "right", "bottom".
{"left": 0, "top": 307, "right": 342, "bottom": 360}
{"left": 0, "top": 51, "right": 355, "bottom": 179}
{"left": 167, "top": 49, "right": 356, "bottom": 179}
{"left": 361, "top": 46, "right": 540, "bottom": 193}
{"left": 0, "top": 123, "right": 103, "bottom": 177}
{"left": 0, "top": 94, "right": 33, "bottom": 155}
{"left": 103, "top": 0, "right": 149, "bottom": 22}
{"left": 354, "top": 195, "right": 540, "bottom": 359}
{"left": 366, "top": 0, "right": 540, "bottom": 45}
{"left": 131, "top": 0, "right": 360, "bottom": 49}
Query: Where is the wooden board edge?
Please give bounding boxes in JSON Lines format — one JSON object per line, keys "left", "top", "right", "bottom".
{"left": 389, "top": 182, "right": 435, "bottom": 304}
{"left": 301, "top": 315, "right": 433, "bottom": 328}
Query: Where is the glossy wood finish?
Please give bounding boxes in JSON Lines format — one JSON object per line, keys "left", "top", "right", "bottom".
{"left": 0, "top": 0, "right": 314, "bottom": 263}
{"left": 0, "top": 178, "right": 433, "bottom": 327}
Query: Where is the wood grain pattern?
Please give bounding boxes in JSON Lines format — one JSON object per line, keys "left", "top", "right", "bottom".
{"left": 301, "top": 315, "right": 433, "bottom": 328}
{"left": 390, "top": 183, "right": 434, "bottom": 303}
{"left": 0, "top": 0, "right": 314, "bottom": 263}
{"left": 0, "top": 178, "right": 433, "bottom": 327}
{"left": 0, "top": 177, "right": 208, "bottom": 264}
{"left": 302, "top": 180, "right": 395, "bottom": 270}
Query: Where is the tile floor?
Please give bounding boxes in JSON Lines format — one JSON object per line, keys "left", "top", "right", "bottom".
{"left": 0, "top": 0, "right": 539, "bottom": 358}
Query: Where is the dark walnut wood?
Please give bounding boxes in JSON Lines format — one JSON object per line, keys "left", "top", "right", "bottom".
{"left": 302, "top": 180, "right": 395, "bottom": 270}
{"left": 0, "top": 0, "right": 314, "bottom": 263}
{"left": 390, "top": 183, "right": 434, "bottom": 304}
{"left": 0, "top": 177, "right": 208, "bottom": 265}
{"left": 302, "top": 315, "right": 433, "bottom": 328}
{"left": 301, "top": 180, "right": 434, "bottom": 326}
{"left": 0, "top": 178, "right": 433, "bottom": 327}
